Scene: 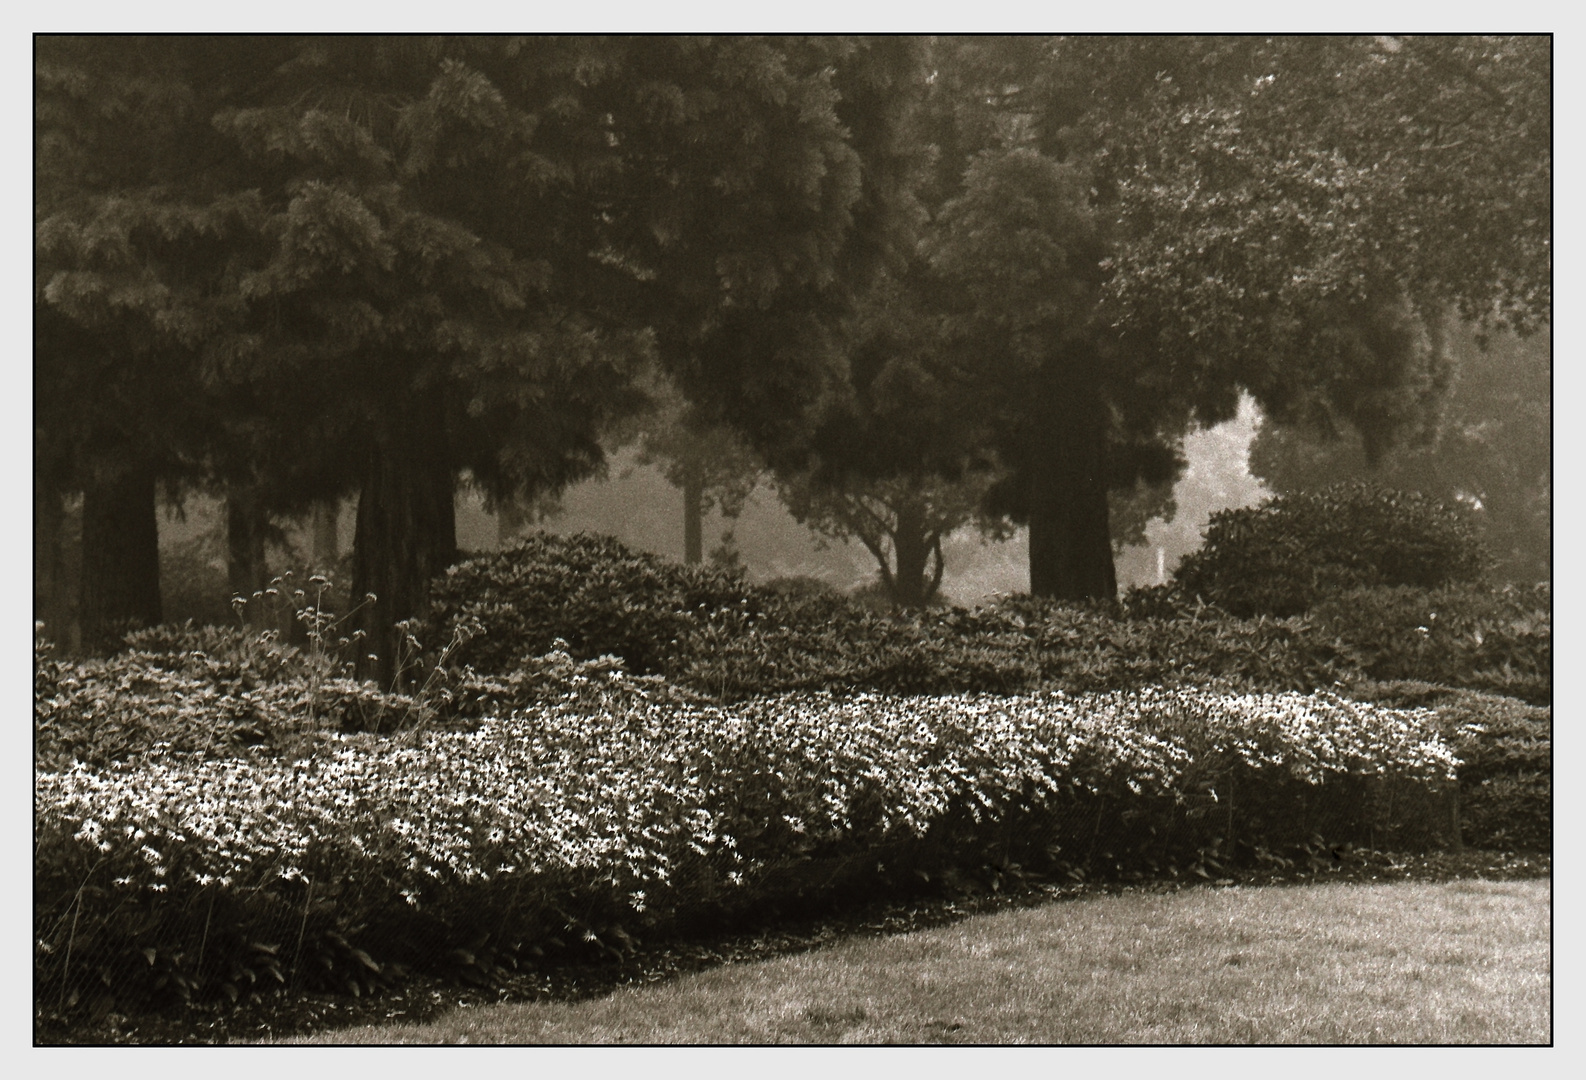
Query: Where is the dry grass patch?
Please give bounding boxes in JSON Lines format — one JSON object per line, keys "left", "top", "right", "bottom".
{"left": 276, "top": 878, "right": 1549, "bottom": 1045}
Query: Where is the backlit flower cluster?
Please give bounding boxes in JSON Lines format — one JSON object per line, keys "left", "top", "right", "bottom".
{"left": 37, "top": 686, "right": 1455, "bottom": 915}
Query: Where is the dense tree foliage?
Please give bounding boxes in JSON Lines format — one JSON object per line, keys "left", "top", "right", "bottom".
{"left": 773, "top": 259, "right": 1004, "bottom": 606}
{"left": 1248, "top": 323, "right": 1550, "bottom": 584}
{"left": 921, "top": 34, "right": 1550, "bottom": 599}
{"left": 34, "top": 53, "right": 221, "bottom": 649}
{"left": 37, "top": 35, "right": 1548, "bottom": 644}
{"left": 624, "top": 378, "right": 765, "bottom": 566}
{"left": 36, "top": 36, "right": 924, "bottom": 674}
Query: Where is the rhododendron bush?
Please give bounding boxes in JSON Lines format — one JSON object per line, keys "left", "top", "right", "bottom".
{"left": 36, "top": 663, "right": 1459, "bottom": 1017}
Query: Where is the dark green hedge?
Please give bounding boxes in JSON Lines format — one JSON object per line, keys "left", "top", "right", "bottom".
{"left": 430, "top": 532, "right": 754, "bottom": 678}
{"left": 428, "top": 532, "right": 1545, "bottom": 706}
{"left": 1309, "top": 584, "right": 1550, "bottom": 705}
{"left": 1348, "top": 681, "right": 1550, "bottom": 852}
{"left": 1168, "top": 483, "right": 1491, "bottom": 618}
{"left": 421, "top": 533, "right": 1548, "bottom": 860}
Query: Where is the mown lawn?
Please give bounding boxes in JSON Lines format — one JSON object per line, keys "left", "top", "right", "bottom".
{"left": 276, "top": 878, "right": 1549, "bottom": 1045}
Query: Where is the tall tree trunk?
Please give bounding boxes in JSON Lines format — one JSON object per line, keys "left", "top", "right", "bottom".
{"left": 61, "top": 495, "right": 83, "bottom": 653}
{"left": 34, "top": 485, "right": 69, "bottom": 645}
{"left": 227, "top": 488, "right": 270, "bottom": 629}
{"left": 352, "top": 408, "right": 457, "bottom": 689}
{"left": 79, "top": 459, "right": 161, "bottom": 653}
{"left": 496, "top": 493, "right": 525, "bottom": 550}
{"left": 1026, "top": 367, "right": 1118, "bottom": 602}
{"left": 891, "top": 500, "right": 931, "bottom": 607}
{"left": 682, "top": 469, "right": 704, "bottom": 565}
{"left": 311, "top": 498, "right": 340, "bottom": 571}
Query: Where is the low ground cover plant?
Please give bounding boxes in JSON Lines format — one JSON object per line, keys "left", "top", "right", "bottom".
{"left": 37, "top": 660, "right": 1458, "bottom": 1028}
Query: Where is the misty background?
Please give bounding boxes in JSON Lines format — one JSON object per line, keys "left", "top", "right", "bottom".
{"left": 153, "top": 395, "right": 1266, "bottom": 609}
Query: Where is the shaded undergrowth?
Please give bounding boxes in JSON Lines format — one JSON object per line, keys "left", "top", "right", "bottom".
{"left": 42, "top": 848, "right": 1548, "bottom": 1046}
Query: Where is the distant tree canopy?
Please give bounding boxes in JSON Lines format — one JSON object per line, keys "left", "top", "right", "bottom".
{"left": 37, "top": 35, "right": 1549, "bottom": 653}
{"left": 36, "top": 35, "right": 924, "bottom": 670}
{"left": 624, "top": 376, "right": 766, "bottom": 566}
{"left": 771, "top": 256, "right": 1004, "bottom": 607}
{"left": 771, "top": 35, "right": 1548, "bottom": 606}
{"left": 1248, "top": 323, "right": 1550, "bottom": 584}
{"left": 917, "top": 34, "right": 1550, "bottom": 601}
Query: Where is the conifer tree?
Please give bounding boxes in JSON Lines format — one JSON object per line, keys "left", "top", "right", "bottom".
{"left": 36, "top": 36, "right": 924, "bottom": 675}
{"left": 925, "top": 35, "right": 1550, "bottom": 599}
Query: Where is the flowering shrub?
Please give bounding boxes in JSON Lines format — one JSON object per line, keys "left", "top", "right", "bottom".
{"left": 1348, "top": 680, "right": 1550, "bottom": 851}
{"left": 995, "top": 597, "right": 1354, "bottom": 694}
{"left": 669, "top": 598, "right": 1045, "bottom": 699}
{"left": 37, "top": 665, "right": 1458, "bottom": 1022}
{"left": 426, "top": 532, "right": 1548, "bottom": 705}
{"left": 33, "top": 622, "right": 423, "bottom": 768}
{"left": 660, "top": 579, "right": 1545, "bottom": 703}
{"left": 447, "top": 647, "right": 709, "bottom": 723}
